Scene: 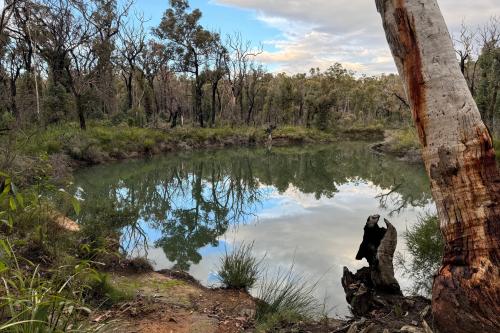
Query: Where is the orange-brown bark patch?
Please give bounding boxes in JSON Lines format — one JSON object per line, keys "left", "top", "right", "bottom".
{"left": 393, "top": 0, "right": 427, "bottom": 146}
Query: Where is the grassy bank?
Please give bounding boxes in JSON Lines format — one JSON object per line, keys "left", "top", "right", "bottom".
{"left": 1, "top": 122, "right": 385, "bottom": 187}
{"left": 375, "top": 127, "right": 500, "bottom": 164}
{"left": 21, "top": 123, "right": 336, "bottom": 159}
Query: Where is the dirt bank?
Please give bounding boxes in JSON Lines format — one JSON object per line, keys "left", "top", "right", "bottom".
{"left": 91, "top": 268, "right": 434, "bottom": 333}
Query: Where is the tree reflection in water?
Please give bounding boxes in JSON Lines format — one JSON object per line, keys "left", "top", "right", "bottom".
{"left": 74, "top": 142, "right": 432, "bottom": 271}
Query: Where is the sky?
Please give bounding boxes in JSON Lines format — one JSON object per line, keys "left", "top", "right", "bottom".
{"left": 2, "top": 0, "right": 498, "bottom": 74}
{"left": 129, "top": 0, "right": 499, "bottom": 75}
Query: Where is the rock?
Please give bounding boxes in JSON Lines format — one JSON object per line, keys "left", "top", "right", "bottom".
{"left": 52, "top": 213, "right": 80, "bottom": 232}
{"left": 400, "top": 325, "right": 424, "bottom": 333}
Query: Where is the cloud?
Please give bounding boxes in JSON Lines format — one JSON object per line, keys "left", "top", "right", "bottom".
{"left": 214, "top": 0, "right": 500, "bottom": 74}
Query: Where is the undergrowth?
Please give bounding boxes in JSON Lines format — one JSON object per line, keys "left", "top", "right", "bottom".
{"left": 395, "top": 213, "right": 444, "bottom": 296}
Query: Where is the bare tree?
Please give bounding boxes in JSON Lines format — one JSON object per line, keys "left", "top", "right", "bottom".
{"left": 479, "top": 16, "right": 500, "bottom": 53}
{"left": 453, "top": 20, "right": 480, "bottom": 95}
{"left": 454, "top": 21, "right": 476, "bottom": 75}
{"left": 0, "top": 0, "right": 18, "bottom": 35}
{"left": 376, "top": 1, "right": 500, "bottom": 332}
{"left": 225, "top": 32, "right": 261, "bottom": 124}
{"left": 117, "top": 13, "right": 146, "bottom": 111}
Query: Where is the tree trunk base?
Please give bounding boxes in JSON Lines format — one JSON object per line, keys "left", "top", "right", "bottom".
{"left": 432, "top": 262, "right": 500, "bottom": 333}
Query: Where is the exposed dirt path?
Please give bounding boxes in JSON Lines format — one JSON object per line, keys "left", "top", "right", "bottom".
{"left": 92, "top": 271, "right": 257, "bottom": 333}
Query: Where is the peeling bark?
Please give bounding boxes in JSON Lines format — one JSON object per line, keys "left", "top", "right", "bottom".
{"left": 376, "top": 1, "right": 500, "bottom": 332}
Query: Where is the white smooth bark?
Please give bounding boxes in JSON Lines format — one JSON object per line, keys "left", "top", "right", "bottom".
{"left": 376, "top": 1, "right": 500, "bottom": 332}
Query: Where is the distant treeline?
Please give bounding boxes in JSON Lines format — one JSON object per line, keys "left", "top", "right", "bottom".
{"left": 0, "top": 0, "right": 498, "bottom": 132}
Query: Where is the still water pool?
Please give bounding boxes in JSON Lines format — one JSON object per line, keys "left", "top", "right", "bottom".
{"left": 73, "top": 142, "right": 435, "bottom": 316}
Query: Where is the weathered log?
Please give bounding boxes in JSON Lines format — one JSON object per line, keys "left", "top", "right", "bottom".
{"left": 371, "top": 219, "right": 401, "bottom": 294}
{"left": 341, "top": 267, "right": 375, "bottom": 316}
{"left": 342, "top": 215, "right": 401, "bottom": 315}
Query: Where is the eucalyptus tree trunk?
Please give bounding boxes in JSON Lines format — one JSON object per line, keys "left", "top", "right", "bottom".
{"left": 376, "top": 1, "right": 500, "bottom": 332}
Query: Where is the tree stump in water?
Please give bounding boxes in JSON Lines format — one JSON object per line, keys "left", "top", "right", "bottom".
{"left": 342, "top": 215, "right": 402, "bottom": 316}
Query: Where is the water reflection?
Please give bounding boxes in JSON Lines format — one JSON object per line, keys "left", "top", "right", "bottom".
{"left": 74, "top": 142, "right": 434, "bottom": 315}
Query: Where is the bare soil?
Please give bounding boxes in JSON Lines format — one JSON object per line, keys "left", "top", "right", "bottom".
{"left": 90, "top": 269, "right": 434, "bottom": 333}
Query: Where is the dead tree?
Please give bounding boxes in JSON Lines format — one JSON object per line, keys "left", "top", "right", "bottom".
{"left": 342, "top": 215, "right": 402, "bottom": 316}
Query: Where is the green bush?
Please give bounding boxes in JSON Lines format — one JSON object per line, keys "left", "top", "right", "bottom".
{"left": 217, "top": 242, "right": 262, "bottom": 291}
{"left": 396, "top": 214, "right": 444, "bottom": 295}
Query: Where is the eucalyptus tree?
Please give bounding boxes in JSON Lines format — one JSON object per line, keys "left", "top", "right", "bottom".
{"left": 29, "top": 0, "right": 94, "bottom": 127}
{"left": 79, "top": 0, "right": 132, "bottom": 116}
{"left": 3, "top": 37, "right": 23, "bottom": 119}
{"left": 376, "top": 1, "right": 500, "bottom": 332}
{"left": 5, "top": 0, "right": 44, "bottom": 121}
{"left": 117, "top": 14, "right": 146, "bottom": 112}
{"left": 65, "top": 28, "right": 99, "bottom": 131}
{"left": 205, "top": 33, "right": 228, "bottom": 127}
{"left": 140, "top": 40, "right": 171, "bottom": 125}
{"left": 154, "top": 0, "right": 214, "bottom": 127}
{"left": 475, "top": 17, "right": 500, "bottom": 131}
{"left": 244, "top": 64, "right": 265, "bottom": 125}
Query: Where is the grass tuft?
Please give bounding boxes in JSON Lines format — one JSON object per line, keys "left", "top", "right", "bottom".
{"left": 255, "top": 264, "right": 321, "bottom": 329}
{"left": 217, "top": 242, "right": 262, "bottom": 291}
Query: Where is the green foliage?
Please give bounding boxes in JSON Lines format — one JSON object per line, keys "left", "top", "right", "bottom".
{"left": 0, "top": 172, "right": 24, "bottom": 230}
{"left": 0, "top": 112, "right": 15, "bottom": 130}
{"left": 217, "top": 242, "right": 262, "bottom": 291}
{"left": 0, "top": 171, "right": 85, "bottom": 270}
{"left": 11, "top": 122, "right": 340, "bottom": 169}
{"left": 42, "top": 82, "right": 73, "bottom": 125}
{"left": 126, "top": 107, "right": 147, "bottom": 128}
{"left": 396, "top": 214, "right": 444, "bottom": 296}
{"left": 0, "top": 241, "right": 109, "bottom": 332}
{"left": 83, "top": 271, "right": 134, "bottom": 307}
{"left": 389, "top": 127, "right": 420, "bottom": 151}
{"left": 255, "top": 265, "right": 321, "bottom": 329}
{"left": 475, "top": 47, "right": 500, "bottom": 130}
